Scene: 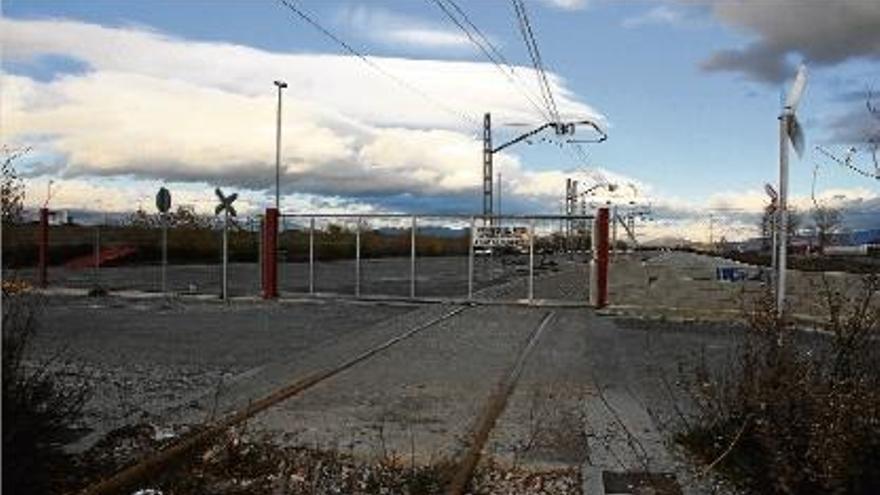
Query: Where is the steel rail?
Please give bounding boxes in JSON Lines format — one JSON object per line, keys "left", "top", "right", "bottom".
{"left": 77, "top": 305, "right": 469, "bottom": 495}
{"left": 446, "top": 310, "right": 557, "bottom": 495}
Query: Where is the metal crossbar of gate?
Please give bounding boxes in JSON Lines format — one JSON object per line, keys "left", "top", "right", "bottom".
{"left": 274, "top": 213, "right": 601, "bottom": 306}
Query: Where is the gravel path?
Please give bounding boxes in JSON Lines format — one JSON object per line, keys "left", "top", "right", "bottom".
{"left": 252, "top": 305, "right": 551, "bottom": 464}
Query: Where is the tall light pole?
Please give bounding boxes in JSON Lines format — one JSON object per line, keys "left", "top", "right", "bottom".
{"left": 273, "top": 80, "right": 287, "bottom": 210}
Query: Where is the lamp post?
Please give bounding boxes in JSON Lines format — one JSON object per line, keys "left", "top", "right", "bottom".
{"left": 273, "top": 80, "right": 287, "bottom": 210}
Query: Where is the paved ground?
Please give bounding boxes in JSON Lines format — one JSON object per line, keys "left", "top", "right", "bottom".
{"left": 9, "top": 250, "right": 873, "bottom": 318}
{"left": 609, "top": 250, "right": 877, "bottom": 320}
{"left": 20, "top": 250, "right": 867, "bottom": 492}
{"left": 26, "top": 292, "right": 745, "bottom": 494}
{"left": 6, "top": 254, "right": 586, "bottom": 301}
{"left": 30, "top": 297, "right": 417, "bottom": 448}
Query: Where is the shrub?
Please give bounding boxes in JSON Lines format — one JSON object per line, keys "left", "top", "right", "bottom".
{"left": 2, "top": 294, "right": 91, "bottom": 494}
{"left": 679, "top": 275, "right": 880, "bottom": 494}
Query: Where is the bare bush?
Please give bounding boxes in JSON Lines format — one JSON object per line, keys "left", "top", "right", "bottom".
{"left": 2, "top": 294, "right": 92, "bottom": 494}
{"left": 679, "top": 275, "right": 880, "bottom": 494}
{"left": 1, "top": 145, "right": 29, "bottom": 226}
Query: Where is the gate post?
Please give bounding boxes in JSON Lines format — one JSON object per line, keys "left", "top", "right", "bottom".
{"left": 262, "top": 208, "right": 279, "bottom": 299}
{"left": 590, "top": 207, "right": 610, "bottom": 308}
{"left": 38, "top": 207, "right": 49, "bottom": 288}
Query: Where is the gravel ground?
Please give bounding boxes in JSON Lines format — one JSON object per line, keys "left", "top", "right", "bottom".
{"left": 610, "top": 250, "right": 878, "bottom": 320}
{"left": 17, "top": 252, "right": 774, "bottom": 494}
{"left": 29, "top": 296, "right": 416, "bottom": 449}
{"left": 6, "top": 255, "right": 576, "bottom": 300}
{"left": 481, "top": 309, "right": 745, "bottom": 494}
{"left": 8, "top": 250, "right": 874, "bottom": 317}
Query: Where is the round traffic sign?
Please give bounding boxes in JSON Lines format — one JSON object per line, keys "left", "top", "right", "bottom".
{"left": 156, "top": 187, "right": 172, "bottom": 213}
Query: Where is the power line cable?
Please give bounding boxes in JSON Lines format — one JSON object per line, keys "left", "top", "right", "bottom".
{"left": 511, "top": 0, "right": 561, "bottom": 124}
{"left": 276, "top": 0, "right": 481, "bottom": 131}
{"left": 816, "top": 145, "right": 879, "bottom": 180}
{"left": 512, "top": 0, "right": 556, "bottom": 122}
{"left": 430, "top": 0, "right": 552, "bottom": 125}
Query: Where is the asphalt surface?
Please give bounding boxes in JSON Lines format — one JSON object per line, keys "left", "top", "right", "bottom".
{"left": 30, "top": 297, "right": 415, "bottom": 449}
{"left": 26, "top": 298, "right": 747, "bottom": 494}
{"left": 7, "top": 254, "right": 589, "bottom": 302}
{"left": 19, "top": 251, "right": 803, "bottom": 493}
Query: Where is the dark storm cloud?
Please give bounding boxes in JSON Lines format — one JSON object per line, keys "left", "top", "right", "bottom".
{"left": 826, "top": 101, "right": 880, "bottom": 145}
{"left": 699, "top": 0, "right": 880, "bottom": 83}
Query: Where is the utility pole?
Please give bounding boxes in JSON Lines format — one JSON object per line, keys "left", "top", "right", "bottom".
{"left": 709, "top": 213, "right": 714, "bottom": 247}
{"left": 483, "top": 113, "right": 493, "bottom": 224}
{"left": 497, "top": 171, "right": 502, "bottom": 224}
{"left": 481, "top": 112, "right": 607, "bottom": 226}
{"left": 564, "top": 178, "right": 578, "bottom": 254}
{"left": 611, "top": 204, "right": 618, "bottom": 255}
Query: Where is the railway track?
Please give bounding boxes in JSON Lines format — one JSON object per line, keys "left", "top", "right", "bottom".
{"left": 447, "top": 310, "right": 557, "bottom": 495}
{"left": 78, "top": 305, "right": 468, "bottom": 495}
{"left": 78, "top": 304, "right": 559, "bottom": 495}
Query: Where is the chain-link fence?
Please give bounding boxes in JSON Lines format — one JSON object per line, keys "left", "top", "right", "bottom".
{"left": 1, "top": 212, "right": 261, "bottom": 297}
{"left": 2, "top": 209, "right": 602, "bottom": 305}
{"left": 276, "top": 213, "right": 595, "bottom": 305}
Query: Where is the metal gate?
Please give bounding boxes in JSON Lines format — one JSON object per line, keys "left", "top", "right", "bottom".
{"left": 271, "top": 213, "right": 598, "bottom": 306}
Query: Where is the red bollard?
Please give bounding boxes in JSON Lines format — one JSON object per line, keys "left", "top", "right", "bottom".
{"left": 38, "top": 207, "right": 49, "bottom": 288}
{"left": 262, "top": 208, "right": 279, "bottom": 299}
{"left": 590, "top": 207, "right": 610, "bottom": 308}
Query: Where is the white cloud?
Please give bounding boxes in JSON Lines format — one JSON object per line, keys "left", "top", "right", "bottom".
{"left": 338, "top": 5, "right": 473, "bottom": 52}
{"left": 22, "top": 176, "right": 381, "bottom": 219}
{"left": 0, "top": 17, "right": 603, "bottom": 205}
{"left": 4, "top": 16, "right": 875, "bottom": 241}
{"left": 538, "top": 0, "right": 588, "bottom": 11}
{"left": 622, "top": 5, "right": 686, "bottom": 29}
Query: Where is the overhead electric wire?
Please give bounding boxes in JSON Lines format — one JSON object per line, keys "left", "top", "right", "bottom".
{"left": 511, "top": 0, "right": 561, "bottom": 125}
{"left": 446, "top": 0, "right": 509, "bottom": 68}
{"left": 513, "top": 2, "right": 556, "bottom": 122}
{"left": 816, "top": 145, "right": 880, "bottom": 180}
{"left": 428, "top": 0, "right": 551, "bottom": 124}
{"left": 277, "top": 0, "right": 481, "bottom": 131}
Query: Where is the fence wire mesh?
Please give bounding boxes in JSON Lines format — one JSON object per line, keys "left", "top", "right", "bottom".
{"left": 278, "top": 213, "right": 594, "bottom": 304}
{"left": 1, "top": 211, "right": 262, "bottom": 297}
{"left": 3, "top": 209, "right": 600, "bottom": 305}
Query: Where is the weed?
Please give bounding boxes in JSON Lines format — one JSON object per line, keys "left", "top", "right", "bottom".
{"left": 2, "top": 294, "right": 92, "bottom": 494}
{"left": 678, "top": 274, "right": 880, "bottom": 494}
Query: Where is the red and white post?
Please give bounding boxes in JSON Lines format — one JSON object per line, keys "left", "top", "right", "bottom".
{"left": 590, "top": 207, "right": 610, "bottom": 308}
{"left": 261, "top": 208, "right": 279, "bottom": 299}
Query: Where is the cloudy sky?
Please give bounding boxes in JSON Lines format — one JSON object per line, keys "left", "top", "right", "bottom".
{"left": 2, "top": 0, "right": 878, "bottom": 240}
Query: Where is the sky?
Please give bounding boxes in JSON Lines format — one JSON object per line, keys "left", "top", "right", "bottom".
{"left": 2, "top": 0, "right": 879, "bottom": 241}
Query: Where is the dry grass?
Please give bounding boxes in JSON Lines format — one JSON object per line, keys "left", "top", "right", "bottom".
{"left": 2, "top": 294, "right": 92, "bottom": 494}
{"left": 678, "top": 274, "right": 880, "bottom": 494}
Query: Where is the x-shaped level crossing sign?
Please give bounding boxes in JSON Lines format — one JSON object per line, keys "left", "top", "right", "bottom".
{"left": 215, "top": 188, "right": 238, "bottom": 217}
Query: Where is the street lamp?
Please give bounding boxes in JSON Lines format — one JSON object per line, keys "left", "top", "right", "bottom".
{"left": 273, "top": 80, "right": 288, "bottom": 210}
